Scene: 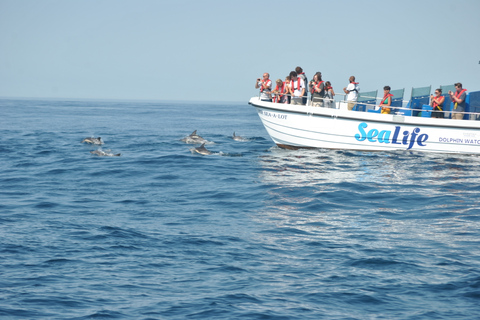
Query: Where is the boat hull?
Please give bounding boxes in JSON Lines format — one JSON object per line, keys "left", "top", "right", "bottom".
{"left": 249, "top": 97, "right": 480, "bottom": 154}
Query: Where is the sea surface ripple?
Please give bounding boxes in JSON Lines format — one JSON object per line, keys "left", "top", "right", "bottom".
{"left": 1, "top": 98, "right": 480, "bottom": 319}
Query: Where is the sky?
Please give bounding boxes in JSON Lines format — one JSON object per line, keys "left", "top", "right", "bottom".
{"left": 1, "top": 0, "right": 479, "bottom": 102}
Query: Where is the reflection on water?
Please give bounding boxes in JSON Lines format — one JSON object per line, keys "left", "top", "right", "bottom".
{"left": 255, "top": 147, "right": 480, "bottom": 243}
{"left": 258, "top": 147, "right": 480, "bottom": 187}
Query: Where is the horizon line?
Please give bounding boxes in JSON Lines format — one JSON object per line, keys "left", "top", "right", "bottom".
{"left": 0, "top": 95, "right": 247, "bottom": 105}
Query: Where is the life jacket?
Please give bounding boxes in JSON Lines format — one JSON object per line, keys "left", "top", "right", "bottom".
{"left": 272, "top": 82, "right": 285, "bottom": 103}
{"left": 299, "top": 73, "right": 308, "bottom": 96}
{"left": 350, "top": 81, "right": 359, "bottom": 93}
{"left": 260, "top": 79, "right": 271, "bottom": 92}
{"left": 311, "top": 81, "right": 324, "bottom": 94}
{"left": 290, "top": 78, "right": 302, "bottom": 92}
{"left": 324, "top": 86, "right": 333, "bottom": 99}
{"left": 453, "top": 89, "right": 467, "bottom": 109}
{"left": 380, "top": 93, "right": 393, "bottom": 105}
{"left": 432, "top": 96, "right": 444, "bottom": 111}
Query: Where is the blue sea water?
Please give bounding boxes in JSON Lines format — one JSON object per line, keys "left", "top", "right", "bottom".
{"left": 1, "top": 98, "right": 480, "bottom": 320}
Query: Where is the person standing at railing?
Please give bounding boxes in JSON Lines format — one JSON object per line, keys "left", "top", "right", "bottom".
{"left": 289, "top": 71, "right": 305, "bottom": 105}
{"left": 272, "top": 79, "right": 287, "bottom": 104}
{"left": 324, "top": 81, "right": 335, "bottom": 108}
{"left": 448, "top": 82, "right": 467, "bottom": 120}
{"left": 296, "top": 66, "right": 308, "bottom": 105}
{"left": 255, "top": 73, "right": 272, "bottom": 102}
{"left": 284, "top": 75, "right": 292, "bottom": 104}
{"left": 343, "top": 76, "right": 359, "bottom": 110}
{"left": 309, "top": 72, "right": 325, "bottom": 107}
{"left": 379, "top": 86, "right": 393, "bottom": 114}
{"left": 430, "top": 88, "right": 445, "bottom": 118}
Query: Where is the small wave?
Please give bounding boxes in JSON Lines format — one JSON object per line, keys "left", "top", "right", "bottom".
{"left": 349, "top": 257, "right": 416, "bottom": 270}
{"left": 42, "top": 258, "right": 77, "bottom": 265}
{"left": 218, "top": 152, "right": 243, "bottom": 157}
{"left": 98, "top": 226, "right": 151, "bottom": 240}
{"left": 260, "top": 227, "right": 312, "bottom": 236}
{"left": 71, "top": 310, "right": 126, "bottom": 319}
{"left": 34, "top": 201, "right": 59, "bottom": 209}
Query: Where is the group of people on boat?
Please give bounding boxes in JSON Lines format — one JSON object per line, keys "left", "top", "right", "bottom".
{"left": 255, "top": 68, "right": 468, "bottom": 119}
{"left": 255, "top": 67, "right": 344, "bottom": 109}
{"left": 429, "top": 83, "right": 468, "bottom": 119}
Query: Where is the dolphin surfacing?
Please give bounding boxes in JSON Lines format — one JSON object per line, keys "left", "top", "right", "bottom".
{"left": 181, "top": 130, "right": 207, "bottom": 144}
{"left": 232, "top": 132, "right": 245, "bottom": 141}
{"left": 190, "top": 143, "right": 212, "bottom": 155}
{"left": 82, "top": 137, "right": 104, "bottom": 145}
{"left": 90, "top": 149, "right": 121, "bottom": 157}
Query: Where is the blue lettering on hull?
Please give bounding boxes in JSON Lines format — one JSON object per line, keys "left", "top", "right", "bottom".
{"left": 355, "top": 122, "right": 429, "bottom": 150}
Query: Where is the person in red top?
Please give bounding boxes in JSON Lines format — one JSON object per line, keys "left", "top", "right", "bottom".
{"left": 379, "top": 86, "right": 393, "bottom": 114}
{"left": 430, "top": 88, "right": 445, "bottom": 118}
{"left": 255, "top": 73, "right": 272, "bottom": 102}
{"left": 448, "top": 82, "right": 467, "bottom": 120}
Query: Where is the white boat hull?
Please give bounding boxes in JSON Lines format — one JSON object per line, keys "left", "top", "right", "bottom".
{"left": 249, "top": 97, "right": 480, "bottom": 154}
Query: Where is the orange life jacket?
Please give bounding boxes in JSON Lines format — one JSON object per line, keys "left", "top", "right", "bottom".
{"left": 380, "top": 93, "right": 393, "bottom": 105}
{"left": 260, "top": 79, "right": 271, "bottom": 92}
{"left": 290, "top": 79, "right": 302, "bottom": 92}
{"left": 454, "top": 89, "right": 467, "bottom": 101}
{"left": 432, "top": 96, "right": 444, "bottom": 111}
{"left": 273, "top": 82, "right": 285, "bottom": 103}
{"left": 311, "top": 81, "right": 324, "bottom": 94}
{"left": 453, "top": 89, "right": 467, "bottom": 109}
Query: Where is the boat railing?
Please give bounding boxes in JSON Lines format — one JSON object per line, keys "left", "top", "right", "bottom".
{"left": 337, "top": 99, "right": 480, "bottom": 119}
{"left": 258, "top": 89, "right": 480, "bottom": 120}
{"left": 257, "top": 91, "right": 480, "bottom": 120}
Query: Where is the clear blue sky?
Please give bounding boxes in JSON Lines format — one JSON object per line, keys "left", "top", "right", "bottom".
{"left": 1, "top": 0, "right": 479, "bottom": 102}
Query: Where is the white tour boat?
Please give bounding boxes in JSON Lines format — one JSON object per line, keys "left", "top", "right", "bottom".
{"left": 249, "top": 87, "right": 480, "bottom": 154}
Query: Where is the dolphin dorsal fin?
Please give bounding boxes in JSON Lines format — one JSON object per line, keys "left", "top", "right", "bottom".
{"left": 191, "top": 130, "right": 197, "bottom": 136}
{"left": 200, "top": 143, "right": 205, "bottom": 148}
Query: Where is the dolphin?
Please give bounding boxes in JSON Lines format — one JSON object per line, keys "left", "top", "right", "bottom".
{"left": 181, "top": 130, "right": 207, "bottom": 144}
{"left": 190, "top": 143, "right": 212, "bottom": 155}
{"left": 90, "top": 149, "right": 121, "bottom": 157}
{"left": 82, "top": 137, "right": 104, "bottom": 145}
{"left": 232, "top": 132, "right": 245, "bottom": 141}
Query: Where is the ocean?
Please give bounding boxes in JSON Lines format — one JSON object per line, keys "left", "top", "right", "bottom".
{"left": 1, "top": 98, "right": 480, "bottom": 319}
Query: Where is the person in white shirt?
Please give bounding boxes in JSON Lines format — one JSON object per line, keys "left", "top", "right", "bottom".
{"left": 295, "top": 66, "right": 308, "bottom": 104}
{"left": 289, "top": 71, "right": 305, "bottom": 105}
{"left": 255, "top": 73, "right": 272, "bottom": 102}
{"left": 343, "top": 76, "right": 359, "bottom": 110}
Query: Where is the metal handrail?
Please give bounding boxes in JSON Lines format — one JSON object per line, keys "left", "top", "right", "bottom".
{"left": 345, "top": 101, "right": 480, "bottom": 117}
{"left": 255, "top": 93, "right": 480, "bottom": 117}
